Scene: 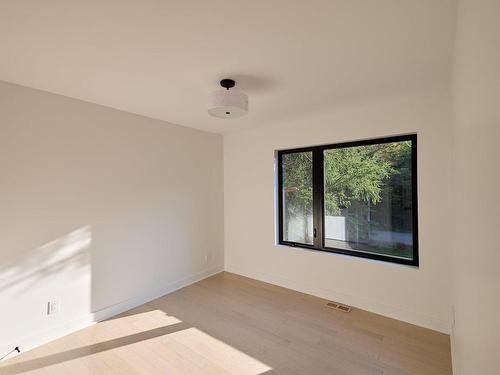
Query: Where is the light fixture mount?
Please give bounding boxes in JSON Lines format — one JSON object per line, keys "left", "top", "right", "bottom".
{"left": 220, "top": 78, "right": 235, "bottom": 90}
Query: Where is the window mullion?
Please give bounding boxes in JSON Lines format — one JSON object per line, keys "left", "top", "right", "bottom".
{"left": 312, "top": 148, "right": 324, "bottom": 249}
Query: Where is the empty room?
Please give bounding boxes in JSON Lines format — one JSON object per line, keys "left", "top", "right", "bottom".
{"left": 1, "top": 1, "right": 498, "bottom": 374}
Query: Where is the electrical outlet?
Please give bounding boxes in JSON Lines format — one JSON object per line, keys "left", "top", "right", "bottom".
{"left": 451, "top": 307, "right": 456, "bottom": 330}
{"left": 47, "top": 300, "right": 60, "bottom": 315}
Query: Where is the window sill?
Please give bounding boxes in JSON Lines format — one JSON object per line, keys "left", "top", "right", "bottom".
{"left": 277, "top": 241, "right": 419, "bottom": 268}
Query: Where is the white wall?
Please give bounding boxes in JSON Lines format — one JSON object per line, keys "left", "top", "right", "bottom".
{"left": 0, "top": 81, "right": 224, "bottom": 355}
{"left": 451, "top": 0, "right": 500, "bottom": 373}
{"left": 224, "top": 88, "right": 454, "bottom": 333}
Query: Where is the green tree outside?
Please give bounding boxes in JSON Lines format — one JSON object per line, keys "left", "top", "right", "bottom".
{"left": 283, "top": 141, "right": 412, "bottom": 255}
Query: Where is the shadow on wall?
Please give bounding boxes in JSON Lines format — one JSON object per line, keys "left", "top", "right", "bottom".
{"left": 0, "top": 227, "right": 92, "bottom": 354}
{"left": 0, "top": 227, "right": 91, "bottom": 293}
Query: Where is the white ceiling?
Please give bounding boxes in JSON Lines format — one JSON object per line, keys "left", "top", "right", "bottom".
{"left": 0, "top": 1, "right": 456, "bottom": 134}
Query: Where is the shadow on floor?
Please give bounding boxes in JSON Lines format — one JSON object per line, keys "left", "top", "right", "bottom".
{"left": 0, "top": 322, "right": 189, "bottom": 375}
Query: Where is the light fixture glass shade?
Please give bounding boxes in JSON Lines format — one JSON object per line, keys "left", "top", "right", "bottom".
{"left": 208, "top": 89, "right": 248, "bottom": 118}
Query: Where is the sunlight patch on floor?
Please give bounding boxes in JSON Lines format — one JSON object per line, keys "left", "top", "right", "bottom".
{"left": 0, "top": 309, "right": 271, "bottom": 374}
{"left": 164, "top": 327, "right": 272, "bottom": 375}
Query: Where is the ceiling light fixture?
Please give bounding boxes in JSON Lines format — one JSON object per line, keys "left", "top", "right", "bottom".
{"left": 208, "top": 79, "right": 248, "bottom": 118}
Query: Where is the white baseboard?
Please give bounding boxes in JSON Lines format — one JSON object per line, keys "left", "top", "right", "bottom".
{"left": 2, "top": 263, "right": 449, "bottom": 364}
{"left": 1, "top": 314, "right": 97, "bottom": 363}
{"left": 227, "top": 265, "right": 450, "bottom": 334}
{"left": 91, "top": 265, "right": 223, "bottom": 322}
{"left": 1, "top": 265, "right": 223, "bottom": 361}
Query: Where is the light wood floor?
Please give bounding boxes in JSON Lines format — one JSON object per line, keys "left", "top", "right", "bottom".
{"left": 0, "top": 272, "right": 452, "bottom": 374}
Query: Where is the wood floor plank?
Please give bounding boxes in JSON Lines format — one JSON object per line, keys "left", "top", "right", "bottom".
{"left": 0, "top": 272, "right": 452, "bottom": 374}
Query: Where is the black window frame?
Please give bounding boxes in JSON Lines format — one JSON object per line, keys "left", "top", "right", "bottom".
{"left": 277, "top": 134, "right": 419, "bottom": 267}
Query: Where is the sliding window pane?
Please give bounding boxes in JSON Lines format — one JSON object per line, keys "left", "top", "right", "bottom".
{"left": 323, "top": 141, "right": 414, "bottom": 260}
{"left": 282, "top": 151, "right": 314, "bottom": 245}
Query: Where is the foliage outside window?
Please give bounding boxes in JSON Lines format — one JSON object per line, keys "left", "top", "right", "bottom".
{"left": 278, "top": 135, "right": 418, "bottom": 266}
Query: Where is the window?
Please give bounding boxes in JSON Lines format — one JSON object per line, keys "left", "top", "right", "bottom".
{"left": 277, "top": 134, "right": 418, "bottom": 266}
